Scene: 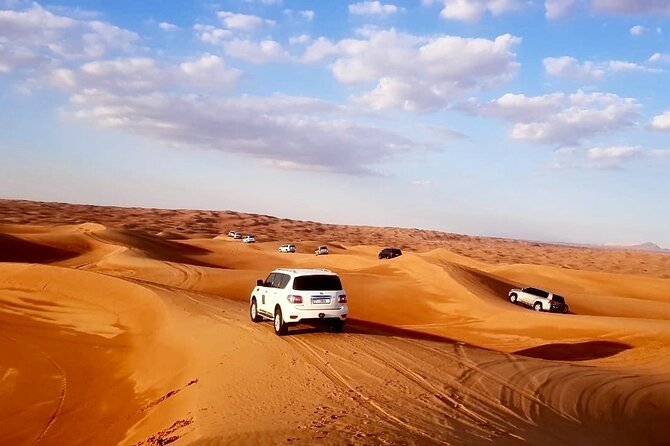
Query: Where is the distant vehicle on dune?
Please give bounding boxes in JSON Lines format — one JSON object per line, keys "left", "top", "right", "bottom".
{"left": 279, "top": 244, "right": 296, "bottom": 253}
{"left": 228, "top": 231, "right": 241, "bottom": 239}
{"left": 508, "top": 287, "right": 569, "bottom": 313}
{"left": 242, "top": 235, "right": 256, "bottom": 243}
{"left": 378, "top": 247, "right": 402, "bottom": 259}
{"left": 315, "top": 246, "right": 329, "bottom": 256}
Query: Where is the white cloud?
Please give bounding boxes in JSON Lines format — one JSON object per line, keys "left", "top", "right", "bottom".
{"left": 434, "top": 0, "right": 524, "bottom": 23}
{"left": 245, "top": 0, "right": 282, "bottom": 4}
{"left": 349, "top": 1, "right": 401, "bottom": 16}
{"left": 51, "top": 55, "right": 242, "bottom": 93}
{"left": 223, "top": 39, "right": 289, "bottom": 63}
{"left": 544, "top": 56, "right": 661, "bottom": 79}
{"left": 0, "top": 3, "right": 75, "bottom": 42}
{"left": 650, "top": 110, "right": 670, "bottom": 131}
{"left": 194, "top": 24, "right": 233, "bottom": 45}
{"left": 300, "top": 10, "right": 315, "bottom": 21}
{"left": 0, "top": 3, "right": 138, "bottom": 63}
{"left": 544, "top": 56, "right": 605, "bottom": 80}
{"left": 608, "top": 60, "right": 659, "bottom": 73}
{"left": 410, "top": 180, "right": 432, "bottom": 186}
{"left": 649, "top": 52, "right": 670, "bottom": 63}
{"left": 301, "top": 37, "right": 338, "bottom": 62}
{"left": 217, "top": 11, "right": 272, "bottom": 31}
{"left": 0, "top": 42, "right": 40, "bottom": 72}
{"left": 553, "top": 145, "right": 670, "bottom": 169}
{"left": 591, "top": 0, "right": 670, "bottom": 14}
{"left": 461, "top": 90, "right": 641, "bottom": 145}
{"left": 178, "top": 54, "right": 243, "bottom": 89}
{"left": 545, "top": 0, "right": 576, "bottom": 19}
{"left": 159, "top": 22, "right": 179, "bottom": 32}
{"left": 419, "top": 123, "right": 468, "bottom": 140}
{"left": 304, "top": 29, "right": 520, "bottom": 112}
{"left": 289, "top": 34, "right": 310, "bottom": 45}
{"left": 60, "top": 90, "right": 418, "bottom": 175}
{"left": 630, "top": 25, "right": 646, "bottom": 36}
{"left": 587, "top": 145, "right": 641, "bottom": 160}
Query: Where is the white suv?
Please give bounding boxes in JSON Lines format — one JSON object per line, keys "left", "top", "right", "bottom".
{"left": 279, "top": 244, "right": 296, "bottom": 253}
{"left": 508, "top": 287, "right": 569, "bottom": 313}
{"left": 250, "top": 268, "right": 348, "bottom": 335}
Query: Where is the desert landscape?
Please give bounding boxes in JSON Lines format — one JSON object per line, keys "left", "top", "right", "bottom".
{"left": 2, "top": 198, "right": 670, "bottom": 446}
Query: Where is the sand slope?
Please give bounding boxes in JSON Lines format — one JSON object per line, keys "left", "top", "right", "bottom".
{"left": 2, "top": 202, "right": 670, "bottom": 445}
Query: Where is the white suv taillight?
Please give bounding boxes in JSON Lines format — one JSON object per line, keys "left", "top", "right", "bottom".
{"left": 287, "top": 295, "right": 303, "bottom": 304}
{"left": 338, "top": 294, "right": 347, "bottom": 303}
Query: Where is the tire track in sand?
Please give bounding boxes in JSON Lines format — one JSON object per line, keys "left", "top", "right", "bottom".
{"left": 286, "top": 335, "right": 449, "bottom": 445}
{"left": 0, "top": 332, "right": 67, "bottom": 445}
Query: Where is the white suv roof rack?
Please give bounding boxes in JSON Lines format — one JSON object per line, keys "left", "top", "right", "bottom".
{"left": 275, "top": 268, "right": 334, "bottom": 275}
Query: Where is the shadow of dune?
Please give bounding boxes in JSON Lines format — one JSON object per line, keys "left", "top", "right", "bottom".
{"left": 91, "top": 229, "right": 226, "bottom": 269}
{"left": 283, "top": 319, "right": 464, "bottom": 345}
{"left": 448, "top": 264, "right": 521, "bottom": 300}
{"left": 0, "top": 233, "right": 79, "bottom": 263}
{"left": 513, "top": 340, "right": 631, "bottom": 361}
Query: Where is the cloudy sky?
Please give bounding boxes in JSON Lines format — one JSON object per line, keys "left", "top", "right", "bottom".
{"left": 1, "top": 0, "right": 669, "bottom": 246}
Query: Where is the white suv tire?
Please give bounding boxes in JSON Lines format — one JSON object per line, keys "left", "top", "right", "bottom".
{"left": 250, "top": 298, "right": 262, "bottom": 322}
{"left": 274, "top": 307, "right": 287, "bottom": 336}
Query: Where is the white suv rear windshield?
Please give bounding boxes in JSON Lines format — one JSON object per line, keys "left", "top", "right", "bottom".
{"left": 293, "top": 275, "right": 342, "bottom": 291}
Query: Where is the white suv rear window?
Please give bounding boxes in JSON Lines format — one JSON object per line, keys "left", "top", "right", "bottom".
{"left": 293, "top": 275, "right": 342, "bottom": 291}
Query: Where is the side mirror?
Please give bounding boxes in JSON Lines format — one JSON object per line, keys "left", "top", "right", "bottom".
{"left": 256, "top": 279, "right": 263, "bottom": 287}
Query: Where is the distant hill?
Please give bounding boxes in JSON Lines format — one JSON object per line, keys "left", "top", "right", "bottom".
{"left": 605, "top": 242, "right": 669, "bottom": 253}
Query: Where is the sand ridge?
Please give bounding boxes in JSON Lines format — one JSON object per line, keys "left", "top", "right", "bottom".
{"left": 1, "top": 200, "right": 670, "bottom": 444}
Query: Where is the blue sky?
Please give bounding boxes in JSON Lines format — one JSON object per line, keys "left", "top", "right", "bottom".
{"left": 1, "top": 0, "right": 669, "bottom": 246}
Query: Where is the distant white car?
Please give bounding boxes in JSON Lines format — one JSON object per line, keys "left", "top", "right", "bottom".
{"left": 250, "top": 268, "right": 348, "bottom": 335}
{"left": 242, "top": 235, "right": 256, "bottom": 243}
{"left": 508, "top": 287, "right": 569, "bottom": 313}
{"left": 315, "top": 245, "right": 329, "bottom": 255}
{"left": 279, "top": 244, "right": 296, "bottom": 253}
{"left": 229, "top": 231, "right": 242, "bottom": 239}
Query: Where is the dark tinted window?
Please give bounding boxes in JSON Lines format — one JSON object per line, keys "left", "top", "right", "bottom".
{"left": 524, "top": 288, "right": 549, "bottom": 298}
{"left": 265, "top": 273, "right": 276, "bottom": 287}
{"left": 293, "top": 275, "right": 343, "bottom": 291}
{"left": 552, "top": 295, "right": 565, "bottom": 303}
{"left": 392, "top": 249, "right": 402, "bottom": 255}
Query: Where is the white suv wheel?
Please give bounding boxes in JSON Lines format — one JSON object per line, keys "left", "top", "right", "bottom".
{"left": 274, "top": 308, "right": 287, "bottom": 336}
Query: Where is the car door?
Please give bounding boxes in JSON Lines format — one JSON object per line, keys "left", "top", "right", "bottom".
{"left": 258, "top": 273, "right": 276, "bottom": 314}
{"left": 520, "top": 288, "right": 533, "bottom": 305}
{"left": 268, "top": 273, "right": 288, "bottom": 313}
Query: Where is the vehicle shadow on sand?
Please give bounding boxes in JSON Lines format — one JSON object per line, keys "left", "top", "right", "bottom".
{"left": 513, "top": 340, "right": 632, "bottom": 361}
{"left": 286, "top": 320, "right": 630, "bottom": 361}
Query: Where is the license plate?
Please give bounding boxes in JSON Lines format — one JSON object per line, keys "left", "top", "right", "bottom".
{"left": 312, "top": 297, "right": 330, "bottom": 304}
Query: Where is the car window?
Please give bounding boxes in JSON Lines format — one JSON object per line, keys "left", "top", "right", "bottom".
{"left": 526, "top": 288, "right": 549, "bottom": 298}
{"left": 271, "top": 273, "right": 285, "bottom": 288}
{"left": 293, "top": 275, "right": 343, "bottom": 291}
{"left": 278, "top": 274, "right": 290, "bottom": 289}
{"left": 265, "top": 273, "right": 276, "bottom": 287}
{"left": 552, "top": 295, "right": 565, "bottom": 303}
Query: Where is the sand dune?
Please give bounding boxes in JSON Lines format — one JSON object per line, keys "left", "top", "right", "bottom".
{"left": 2, "top": 200, "right": 670, "bottom": 445}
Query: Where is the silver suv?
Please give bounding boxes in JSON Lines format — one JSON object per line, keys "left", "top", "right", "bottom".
{"left": 250, "top": 268, "right": 348, "bottom": 335}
